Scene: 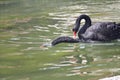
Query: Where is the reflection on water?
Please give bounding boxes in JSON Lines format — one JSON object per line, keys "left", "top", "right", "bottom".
{"left": 0, "top": 0, "right": 120, "bottom": 80}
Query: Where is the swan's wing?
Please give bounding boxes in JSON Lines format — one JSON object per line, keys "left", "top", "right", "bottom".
{"left": 86, "top": 22, "right": 118, "bottom": 34}
{"left": 86, "top": 22, "right": 115, "bottom": 31}
{"left": 83, "top": 22, "right": 119, "bottom": 41}
{"left": 98, "top": 22, "right": 120, "bottom": 38}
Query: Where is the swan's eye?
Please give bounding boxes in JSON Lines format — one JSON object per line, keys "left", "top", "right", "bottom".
{"left": 72, "top": 28, "right": 75, "bottom": 32}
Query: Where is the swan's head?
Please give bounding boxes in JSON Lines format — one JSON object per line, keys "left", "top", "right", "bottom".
{"left": 72, "top": 14, "right": 92, "bottom": 38}
{"left": 72, "top": 28, "right": 77, "bottom": 38}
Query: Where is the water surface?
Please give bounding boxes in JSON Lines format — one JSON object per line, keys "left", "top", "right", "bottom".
{"left": 0, "top": 0, "right": 120, "bottom": 80}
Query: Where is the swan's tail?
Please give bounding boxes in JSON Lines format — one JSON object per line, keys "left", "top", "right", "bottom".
{"left": 52, "top": 36, "right": 79, "bottom": 46}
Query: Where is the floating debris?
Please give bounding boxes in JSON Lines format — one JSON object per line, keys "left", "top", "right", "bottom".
{"left": 99, "top": 75, "right": 120, "bottom": 80}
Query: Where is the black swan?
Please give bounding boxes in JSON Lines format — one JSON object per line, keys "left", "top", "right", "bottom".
{"left": 52, "top": 14, "right": 120, "bottom": 46}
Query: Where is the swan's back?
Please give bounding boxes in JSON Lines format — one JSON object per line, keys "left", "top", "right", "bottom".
{"left": 82, "top": 22, "right": 120, "bottom": 41}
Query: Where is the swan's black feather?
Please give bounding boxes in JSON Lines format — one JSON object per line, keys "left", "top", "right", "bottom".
{"left": 52, "top": 14, "right": 120, "bottom": 46}
{"left": 73, "top": 15, "right": 120, "bottom": 41}
{"left": 52, "top": 36, "right": 79, "bottom": 46}
{"left": 82, "top": 22, "right": 120, "bottom": 41}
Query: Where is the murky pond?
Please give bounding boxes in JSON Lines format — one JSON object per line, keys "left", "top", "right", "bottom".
{"left": 0, "top": 0, "right": 120, "bottom": 80}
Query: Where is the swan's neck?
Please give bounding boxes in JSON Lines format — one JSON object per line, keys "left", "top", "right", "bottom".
{"left": 73, "top": 15, "right": 91, "bottom": 34}
{"left": 52, "top": 36, "right": 79, "bottom": 46}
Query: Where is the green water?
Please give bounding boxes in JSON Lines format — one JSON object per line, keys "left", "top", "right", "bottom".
{"left": 0, "top": 0, "right": 120, "bottom": 80}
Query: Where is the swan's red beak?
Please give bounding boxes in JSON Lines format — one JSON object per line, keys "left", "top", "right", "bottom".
{"left": 73, "top": 31, "right": 77, "bottom": 39}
